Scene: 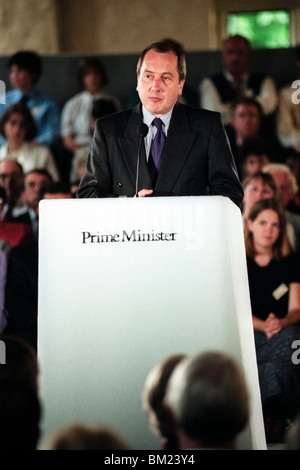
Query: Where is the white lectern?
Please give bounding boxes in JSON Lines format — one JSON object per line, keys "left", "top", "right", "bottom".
{"left": 38, "top": 196, "right": 266, "bottom": 450}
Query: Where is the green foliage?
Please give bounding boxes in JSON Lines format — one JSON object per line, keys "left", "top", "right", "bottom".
{"left": 227, "top": 10, "right": 290, "bottom": 48}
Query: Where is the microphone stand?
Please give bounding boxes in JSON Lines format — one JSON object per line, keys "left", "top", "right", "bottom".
{"left": 135, "top": 124, "right": 148, "bottom": 197}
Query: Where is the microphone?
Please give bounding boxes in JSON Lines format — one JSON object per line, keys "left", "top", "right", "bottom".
{"left": 135, "top": 123, "right": 149, "bottom": 197}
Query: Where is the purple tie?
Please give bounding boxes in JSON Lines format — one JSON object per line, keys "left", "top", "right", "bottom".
{"left": 150, "top": 118, "right": 165, "bottom": 171}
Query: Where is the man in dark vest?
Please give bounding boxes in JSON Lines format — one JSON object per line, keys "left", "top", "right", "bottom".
{"left": 199, "top": 34, "right": 278, "bottom": 136}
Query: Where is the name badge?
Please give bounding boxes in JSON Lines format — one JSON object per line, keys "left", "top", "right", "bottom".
{"left": 272, "top": 283, "right": 289, "bottom": 300}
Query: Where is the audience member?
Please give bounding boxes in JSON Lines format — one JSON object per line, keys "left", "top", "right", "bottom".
{"left": 277, "top": 44, "right": 300, "bottom": 154}
{"left": 199, "top": 34, "right": 278, "bottom": 131}
{"left": 0, "top": 102, "right": 59, "bottom": 181}
{"left": 40, "top": 422, "right": 130, "bottom": 450}
{"left": 71, "top": 154, "right": 88, "bottom": 196}
{"left": 142, "top": 353, "right": 186, "bottom": 450}
{"left": 0, "top": 377, "right": 41, "bottom": 450}
{"left": 0, "top": 333, "right": 41, "bottom": 450}
{"left": 239, "top": 136, "right": 271, "bottom": 179}
{"left": 0, "top": 159, "right": 26, "bottom": 220}
{"left": 242, "top": 169, "right": 298, "bottom": 260}
{"left": 263, "top": 163, "right": 300, "bottom": 251}
{"left": 242, "top": 171, "right": 279, "bottom": 220}
{"left": 263, "top": 163, "right": 299, "bottom": 212}
{"left": 0, "top": 50, "right": 60, "bottom": 147}
{"left": 70, "top": 97, "right": 119, "bottom": 185}
{"left": 226, "top": 98, "right": 282, "bottom": 177}
{"left": 163, "top": 350, "right": 250, "bottom": 450}
{"left": 0, "top": 334, "right": 39, "bottom": 390}
{"left": 0, "top": 185, "right": 32, "bottom": 248}
{"left": 59, "top": 57, "right": 120, "bottom": 182}
{"left": 18, "top": 169, "right": 53, "bottom": 239}
{"left": 244, "top": 198, "right": 300, "bottom": 442}
{"left": 227, "top": 98, "right": 264, "bottom": 176}
{"left": 3, "top": 238, "right": 38, "bottom": 350}
{"left": 40, "top": 181, "right": 72, "bottom": 200}
{"left": 0, "top": 186, "right": 11, "bottom": 252}
{"left": 3, "top": 179, "right": 72, "bottom": 350}
{"left": 285, "top": 413, "right": 300, "bottom": 450}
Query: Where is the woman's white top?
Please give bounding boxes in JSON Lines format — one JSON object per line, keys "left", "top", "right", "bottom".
{"left": 0, "top": 142, "right": 59, "bottom": 181}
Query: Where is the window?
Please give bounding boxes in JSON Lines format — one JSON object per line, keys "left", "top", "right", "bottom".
{"left": 227, "top": 10, "right": 290, "bottom": 48}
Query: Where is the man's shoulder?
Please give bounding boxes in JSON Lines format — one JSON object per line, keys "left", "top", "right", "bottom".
{"left": 177, "top": 102, "right": 221, "bottom": 120}
{"left": 62, "top": 91, "right": 87, "bottom": 108}
{"left": 2, "top": 89, "right": 19, "bottom": 104}
{"left": 30, "top": 89, "right": 58, "bottom": 107}
{"left": 96, "top": 106, "right": 136, "bottom": 128}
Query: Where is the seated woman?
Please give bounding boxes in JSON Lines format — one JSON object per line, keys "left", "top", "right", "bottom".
{"left": 239, "top": 136, "right": 271, "bottom": 180}
{"left": 0, "top": 103, "right": 59, "bottom": 181}
{"left": 244, "top": 198, "right": 300, "bottom": 442}
{"left": 242, "top": 171, "right": 297, "bottom": 252}
{"left": 242, "top": 171, "right": 278, "bottom": 220}
{"left": 70, "top": 97, "right": 119, "bottom": 186}
{"left": 60, "top": 57, "right": 120, "bottom": 157}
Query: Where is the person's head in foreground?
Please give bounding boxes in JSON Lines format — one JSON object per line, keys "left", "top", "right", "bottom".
{"left": 163, "top": 350, "right": 250, "bottom": 450}
{"left": 41, "top": 422, "right": 130, "bottom": 450}
{"left": 142, "top": 353, "right": 186, "bottom": 449}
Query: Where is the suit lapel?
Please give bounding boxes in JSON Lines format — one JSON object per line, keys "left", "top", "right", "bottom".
{"left": 155, "top": 103, "right": 197, "bottom": 193}
{"left": 118, "top": 104, "right": 152, "bottom": 190}
{"left": 117, "top": 103, "right": 196, "bottom": 193}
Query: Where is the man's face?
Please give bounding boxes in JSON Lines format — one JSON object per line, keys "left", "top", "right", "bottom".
{"left": 267, "top": 170, "right": 293, "bottom": 208}
{"left": 244, "top": 178, "right": 275, "bottom": 207}
{"left": 243, "top": 153, "right": 270, "bottom": 176}
{"left": 4, "top": 111, "right": 27, "bottom": 145}
{"left": 243, "top": 178, "right": 275, "bottom": 218}
{"left": 0, "top": 160, "right": 24, "bottom": 202}
{"left": 9, "top": 65, "right": 36, "bottom": 93}
{"left": 232, "top": 104, "right": 261, "bottom": 140}
{"left": 222, "top": 38, "right": 250, "bottom": 77}
{"left": 136, "top": 49, "right": 184, "bottom": 117}
{"left": 22, "top": 173, "right": 51, "bottom": 210}
{"left": 82, "top": 69, "right": 103, "bottom": 95}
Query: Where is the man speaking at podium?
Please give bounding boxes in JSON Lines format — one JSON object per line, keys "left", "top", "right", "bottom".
{"left": 77, "top": 41, "right": 243, "bottom": 208}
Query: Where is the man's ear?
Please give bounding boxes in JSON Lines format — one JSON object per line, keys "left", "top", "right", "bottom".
{"left": 178, "top": 80, "right": 185, "bottom": 96}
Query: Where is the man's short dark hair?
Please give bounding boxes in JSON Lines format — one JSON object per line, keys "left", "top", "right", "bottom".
{"left": 233, "top": 97, "right": 263, "bottom": 119}
{"left": 7, "top": 51, "right": 42, "bottom": 83}
{"left": 40, "top": 181, "right": 71, "bottom": 198}
{"left": 223, "top": 34, "right": 251, "bottom": 50}
{"left": 92, "top": 98, "right": 118, "bottom": 120}
{"left": 77, "top": 57, "right": 108, "bottom": 89}
{"left": 136, "top": 41, "right": 186, "bottom": 83}
{"left": 25, "top": 168, "right": 53, "bottom": 182}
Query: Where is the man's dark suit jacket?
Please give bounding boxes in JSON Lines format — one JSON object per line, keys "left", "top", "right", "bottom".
{"left": 77, "top": 102, "right": 243, "bottom": 207}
